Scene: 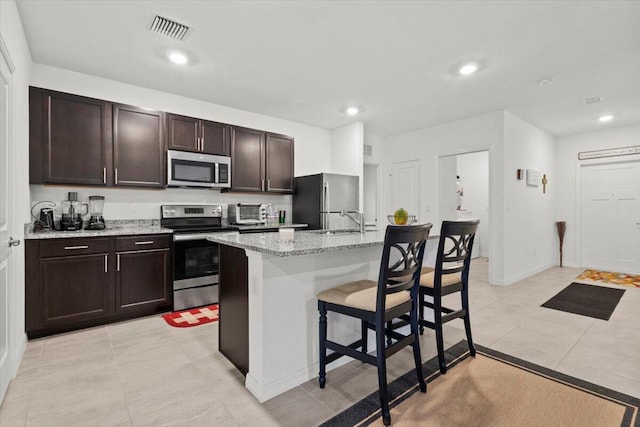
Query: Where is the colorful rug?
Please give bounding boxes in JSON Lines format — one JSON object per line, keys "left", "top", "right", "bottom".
{"left": 577, "top": 269, "right": 640, "bottom": 288}
{"left": 320, "top": 341, "right": 640, "bottom": 426}
{"left": 162, "top": 304, "right": 219, "bottom": 328}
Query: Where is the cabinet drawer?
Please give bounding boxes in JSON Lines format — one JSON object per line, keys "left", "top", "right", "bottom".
{"left": 115, "top": 235, "right": 171, "bottom": 252}
{"left": 40, "top": 237, "right": 110, "bottom": 258}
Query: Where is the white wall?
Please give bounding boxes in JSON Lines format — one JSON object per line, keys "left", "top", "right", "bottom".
{"left": 502, "top": 111, "right": 556, "bottom": 283}
{"left": 363, "top": 132, "right": 384, "bottom": 228}
{"left": 1, "top": 0, "right": 32, "bottom": 401}
{"left": 330, "top": 121, "right": 364, "bottom": 209}
{"left": 382, "top": 111, "right": 505, "bottom": 284}
{"left": 363, "top": 164, "right": 378, "bottom": 225}
{"left": 457, "top": 151, "right": 489, "bottom": 257}
{"left": 555, "top": 123, "right": 640, "bottom": 267}
{"left": 29, "top": 64, "right": 333, "bottom": 219}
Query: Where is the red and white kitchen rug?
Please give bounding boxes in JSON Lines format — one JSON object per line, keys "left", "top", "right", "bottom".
{"left": 162, "top": 304, "right": 219, "bottom": 328}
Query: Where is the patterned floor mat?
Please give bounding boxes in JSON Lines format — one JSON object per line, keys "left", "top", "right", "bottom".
{"left": 576, "top": 270, "right": 640, "bottom": 288}
{"left": 162, "top": 304, "right": 219, "bottom": 327}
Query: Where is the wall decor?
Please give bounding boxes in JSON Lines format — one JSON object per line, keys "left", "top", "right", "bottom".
{"left": 578, "top": 145, "right": 640, "bottom": 160}
{"left": 526, "top": 169, "right": 541, "bottom": 186}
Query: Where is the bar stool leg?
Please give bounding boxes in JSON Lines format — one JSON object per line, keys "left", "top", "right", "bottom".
{"left": 434, "top": 295, "right": 447, "bottom": 374}
{"left": 462, "top": 287, "right": 476, "bottom": 357}
{"left": 376, "top": 323, "right": 391, "bottom": 426}
{"left": 410, "top": 302, "right": 427, "bottom": 393}
{"left": 319, "top": 302, "right": 327, "bottom": 388}
{"left": 361, "top": 319, "right": 369, "bottom": 358}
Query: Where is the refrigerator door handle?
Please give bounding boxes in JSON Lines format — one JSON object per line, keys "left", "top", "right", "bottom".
{"left": 324, "top": 181, "right": 330, "bottom": 230}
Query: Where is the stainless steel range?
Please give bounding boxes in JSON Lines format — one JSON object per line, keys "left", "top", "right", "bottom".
{"left": 161, "top": 204, "right": 236, "bottom": 311}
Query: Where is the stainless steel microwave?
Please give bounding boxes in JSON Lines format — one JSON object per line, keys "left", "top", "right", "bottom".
{"left": 167, "top": 150, "right": 231, "bottom": 189}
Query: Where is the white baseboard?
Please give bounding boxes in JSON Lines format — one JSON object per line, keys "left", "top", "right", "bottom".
{"left": 492, "top": 262, "right": 554, "bottom": 286}
{"left": 245, "top": 356, "right": 352, "bottom": 402}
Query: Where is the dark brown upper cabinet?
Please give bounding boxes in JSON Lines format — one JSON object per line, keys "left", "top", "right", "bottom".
{"left": 30, "top": 87, "right": 111, "bottom": 185}
{"left": 230, "top": 127, "right": 294, "bottom": 193}
{"left": 29, "top": 87, "right": 166, "bottom": 188}
{"left": 167, "top": 113, "right": 229, "bottom": 155}
{"left": 265, "top": 133, "right": 295, "bottom": 193}
{"left": 113, "top": 104, "right": 165, "bottom": 188}
{"left": 230, "top": 127, "right": 265, "bottom": 192}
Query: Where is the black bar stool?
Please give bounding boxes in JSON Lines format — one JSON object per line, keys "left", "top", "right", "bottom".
{"left": 418, "top": 219, "right": 479, "bottom": 374}
{"left": 317, "top": 223, "right": 433, "bottom": 426}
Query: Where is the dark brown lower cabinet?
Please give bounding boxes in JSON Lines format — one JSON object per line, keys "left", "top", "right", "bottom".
{"left": 116, "top": 248, "right": 171, "bottom": 313}
{"left": 26, "top": 234, "right": 173, "bottom": 338}
{"left": 219, "top": 244, "right": 249, "bottom": 375}
{"left": 39, "top": 254, "right": 111, "bottom": 328}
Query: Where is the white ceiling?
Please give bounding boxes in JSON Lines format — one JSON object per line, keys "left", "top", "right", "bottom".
{"left": 15, "top": 0, "right": 640, "bottom": 137}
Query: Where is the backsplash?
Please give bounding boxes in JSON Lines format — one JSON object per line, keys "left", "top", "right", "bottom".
{"left": 30, "top": 185, "right": 292, "bottom": 221}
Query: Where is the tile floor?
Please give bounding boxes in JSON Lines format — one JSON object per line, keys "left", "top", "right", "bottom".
{"left": 1, "top": 259, "right": 639, "bottom": 426}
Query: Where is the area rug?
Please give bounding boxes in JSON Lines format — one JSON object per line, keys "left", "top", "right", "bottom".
{"left": 319, "top": 341, "right": 640, "bottom": 427}
{"left": 161, "top": 304, "right": 219, "bottom": 328}
{"left": 541, "top": 282, "right": 625, "bottom": 320}
{"left": 577, "top": 269, "right": 640, "bottom": 288}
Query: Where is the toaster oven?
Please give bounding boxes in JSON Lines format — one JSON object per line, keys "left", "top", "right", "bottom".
{"left": 228, "top": 203, "right": 266, "bottom": 224}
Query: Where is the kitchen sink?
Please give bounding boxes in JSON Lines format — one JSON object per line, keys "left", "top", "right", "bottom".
{"left": 309, "top": 229, "right": 373, "bottom": 235}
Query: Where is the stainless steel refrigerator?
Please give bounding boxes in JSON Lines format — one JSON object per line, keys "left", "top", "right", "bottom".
{"left": 293, "top": 173, "right": 359, "bottom": 230}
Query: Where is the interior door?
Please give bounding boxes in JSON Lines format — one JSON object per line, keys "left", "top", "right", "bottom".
{"left": 0, "top": 45, "right": 13, "bottom": 402}
{"left": 390, "top": 160, "right": 421, "bottom": 221}
{"left": 581, "top": 162, "right": 640, "bottom": 273}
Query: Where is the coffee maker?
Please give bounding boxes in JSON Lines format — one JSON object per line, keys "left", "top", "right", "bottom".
{"left": 60, "top": 192, "right": 87, "bottom": 231}
{"left": 86, "top": 196, "right": 106, "bottom": 230}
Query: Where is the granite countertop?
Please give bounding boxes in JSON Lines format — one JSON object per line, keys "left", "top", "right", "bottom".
{"left": 208, "top": 229, "right": 389, "bottom": 257}
{"left": 24, "top": 220, "right": 173, "bottom": 240}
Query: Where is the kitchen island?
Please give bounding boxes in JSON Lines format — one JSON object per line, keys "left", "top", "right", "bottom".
{"left": 208, "top": 229, "right": 437, "bottom": 402}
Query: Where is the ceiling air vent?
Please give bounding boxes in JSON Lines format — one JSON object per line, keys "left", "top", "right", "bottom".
{"left": 364, "top": 144, "right": 373, "bottom": 157}
{"left": 149, "top": 15, "right": 190, "bottom": 41}
{"left": 583, "top": 96, "right": 604, "bottom": 105}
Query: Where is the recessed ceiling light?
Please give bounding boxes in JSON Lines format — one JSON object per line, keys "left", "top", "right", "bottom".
{"left": 168, "top": 52, "right": 188, "bottom": 65}
{"left": 458, "top": 63, "right": 479, "bottom": 76}
{"left": 598, "top": 114, "right": 614, "bottom": 123}
{"left": 537, "top": 77, "right": 554, "bottom": 86}
{"left": 346, "top": 106, "right": 360, "bottom": 116}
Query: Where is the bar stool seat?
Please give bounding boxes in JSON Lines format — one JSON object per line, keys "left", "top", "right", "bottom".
{"left": 317, "top": 280, "right": 411, "bottom": 312}
{"left": 419, "top": 270, "right": 462, "bottom": 288}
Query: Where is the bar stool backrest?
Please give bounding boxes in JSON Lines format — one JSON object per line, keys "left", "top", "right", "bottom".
{"left": 376, "top": 224, "right": 433, "bottom": 313}
{"left": 435, "top": 220, "right": 480, "bottom": 288}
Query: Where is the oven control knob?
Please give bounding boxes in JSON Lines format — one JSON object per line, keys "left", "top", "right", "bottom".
{"left": 164, "top": 209, "right": 176, "bottom": 216}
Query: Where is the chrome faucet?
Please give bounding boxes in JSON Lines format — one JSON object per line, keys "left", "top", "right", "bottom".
{"left": 340, "top": 210, "right": 366, "bottom": 233}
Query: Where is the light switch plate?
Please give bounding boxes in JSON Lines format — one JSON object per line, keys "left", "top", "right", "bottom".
{"left": 526, "top": 169, "right": 541, "bottom": 186}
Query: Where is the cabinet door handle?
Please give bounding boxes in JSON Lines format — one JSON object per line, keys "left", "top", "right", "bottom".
{"left": 134, "top": 241, "right": 154, "bottom": 245}
{"left": 200, "top": 137, "right": 205, "bottom": 152}
{"left": 114, "top": 168, "right": 118, "bottom": 184}
{"left": 267, "top": 179, "right": 271, "bottom": 191}
{"left": 117, "top": 254, "right": 120, "bottom": 271}
{"left": 103, "top": 168, "right": 107, "bottom": 184}
{"left": 64, "top": 245, "right": 89, "bottom": 250}
{"left": 104, "top": 254, "right": 108, "bottom": 273}
{"left": 261, "top": 179, "right": 265, "bottom": 191}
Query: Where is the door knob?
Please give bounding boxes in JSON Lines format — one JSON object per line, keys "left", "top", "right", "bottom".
{"left": 9, "top": 237, "right": 21, "bottom": 247}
